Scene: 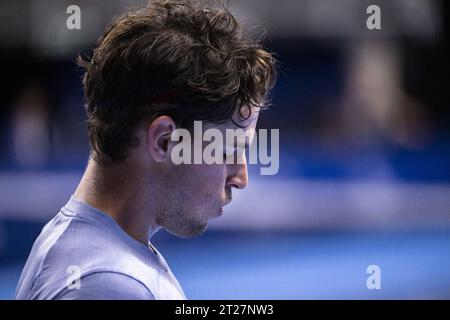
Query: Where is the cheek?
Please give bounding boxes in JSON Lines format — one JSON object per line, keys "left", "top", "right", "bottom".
{"left": 173, "top": 163, "right": 226, "bottom": 205}
{"left": 193, "top": 165, "right": 226, "bottom": 196}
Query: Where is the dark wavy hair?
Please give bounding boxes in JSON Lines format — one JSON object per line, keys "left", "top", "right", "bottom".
{"left": 77, "top": 0, "right": 277, "bottom": 164}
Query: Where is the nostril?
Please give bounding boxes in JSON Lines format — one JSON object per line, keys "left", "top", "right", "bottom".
{"left": 227, "top": 182, "right": 242, "bottom": 190}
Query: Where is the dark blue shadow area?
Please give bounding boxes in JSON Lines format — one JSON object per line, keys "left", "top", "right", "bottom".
{"left": 2, "top": 41, "right": 450, "bottom": 183}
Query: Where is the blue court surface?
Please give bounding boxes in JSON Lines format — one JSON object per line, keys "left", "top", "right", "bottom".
{"left": 2, "top": 230, "right": 449, "bottom": 299}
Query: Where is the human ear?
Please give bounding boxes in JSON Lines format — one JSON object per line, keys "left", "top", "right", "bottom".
{"left": 147, "top": 115, "right": 176, "bottom": 162}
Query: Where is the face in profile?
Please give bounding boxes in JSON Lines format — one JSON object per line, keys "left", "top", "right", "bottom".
{"left": 155, "top": 114, "right": 259, "bottom": 238}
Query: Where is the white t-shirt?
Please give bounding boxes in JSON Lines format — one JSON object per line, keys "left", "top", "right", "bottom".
{"left": 15, "top": 196, "right": 186, "bottom": 300}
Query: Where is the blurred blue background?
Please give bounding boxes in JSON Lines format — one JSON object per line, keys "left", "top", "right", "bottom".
{"left": 1, "top": 0, "right": 450, "bottom": 299}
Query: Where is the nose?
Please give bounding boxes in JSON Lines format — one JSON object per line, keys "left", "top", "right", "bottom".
{"left": 226, "top": 161, "right": 248, "bottom": 190}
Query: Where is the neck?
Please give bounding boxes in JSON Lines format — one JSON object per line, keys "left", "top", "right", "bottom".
{"left": 73, "top": 158, "right": 159, "bottom": 245}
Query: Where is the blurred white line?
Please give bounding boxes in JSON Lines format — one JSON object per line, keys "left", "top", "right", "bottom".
{"left": 211, "top": 178, "right": 450, "bottom": 230}
{"left": 0, "top": 172, "right": 81, "bottom": 221}
{"left": 0, "top": 173, "right": 449, "bottom": 230}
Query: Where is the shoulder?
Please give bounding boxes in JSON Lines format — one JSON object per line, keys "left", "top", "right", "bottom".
{"left": 54, "top": 271, "right": 155, "bottom": 300}
{"left": 27, "top": 212, "right": 160, "bottom": 299}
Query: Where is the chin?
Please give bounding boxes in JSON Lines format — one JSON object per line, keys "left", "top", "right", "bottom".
{"left": 165, "top": 218, "right": 208, "bottom": 239}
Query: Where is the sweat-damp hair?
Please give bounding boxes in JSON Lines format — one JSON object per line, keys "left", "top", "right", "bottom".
{"left": 77, "top": 0, "right": 277, "bottom": 164}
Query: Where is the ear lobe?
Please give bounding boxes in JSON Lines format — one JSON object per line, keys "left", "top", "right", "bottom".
{"left": 147, "top": 115, "right": 176, "bottom": 162}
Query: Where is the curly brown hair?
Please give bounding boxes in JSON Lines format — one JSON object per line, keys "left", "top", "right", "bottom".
{"left": 77, "top": 0, "right": 277, "bottom": 164}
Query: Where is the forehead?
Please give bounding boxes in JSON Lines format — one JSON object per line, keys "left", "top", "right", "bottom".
{"left": 204, "top": 112, "right": 258, "bottom": 134}
{"left": 203, "top": 116, "right": 258, "bottom": 151}
{"left": 205, "top": 105, "right": 260, "bottom": 131}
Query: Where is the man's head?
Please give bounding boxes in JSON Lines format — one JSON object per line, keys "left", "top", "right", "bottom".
{"left": 78, "top": 0, "right": 277, "bottom": 237}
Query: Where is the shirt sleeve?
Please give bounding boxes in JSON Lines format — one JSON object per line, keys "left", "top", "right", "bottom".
{"left": 54, "top": 271, "right": 155, "bottom": 300}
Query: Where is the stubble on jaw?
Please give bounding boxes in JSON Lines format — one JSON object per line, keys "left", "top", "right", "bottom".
{"left": 152, "top": 165, "right": 209, "bottom": 238}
